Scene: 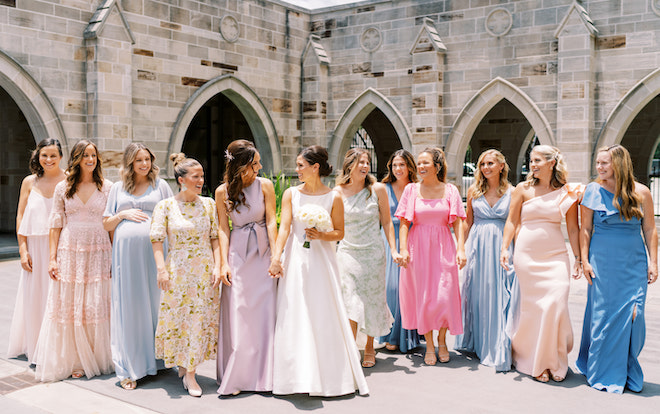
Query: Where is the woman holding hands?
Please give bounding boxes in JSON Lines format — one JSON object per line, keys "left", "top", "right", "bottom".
{"left": 500, "top": 145, "right": 581, "bottom": 383}
{"left": 397, "top": 147, "right": 467, "bottom": 366}
{"left": 577, "top": 144, "right": 657, "bottom": 393}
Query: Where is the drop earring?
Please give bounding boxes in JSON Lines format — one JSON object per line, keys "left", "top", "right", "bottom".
{"left": 181, "top": 183, "right": 188, "bottom": 192}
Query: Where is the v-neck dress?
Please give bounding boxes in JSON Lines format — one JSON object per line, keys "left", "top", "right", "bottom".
{"left": 454, "top": 189, "right": 519, "bottom": 371}
{"left": 34, "top": 180, "right": 114, "bottom": 381}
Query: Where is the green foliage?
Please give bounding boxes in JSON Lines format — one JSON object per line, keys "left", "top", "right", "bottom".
{"left": 264, "top": 172, "right": 293, "bottom": 226}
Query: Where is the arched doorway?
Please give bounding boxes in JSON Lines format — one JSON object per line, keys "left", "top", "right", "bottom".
{"left": 330, "top": 88, "right": 412, "bottom": 179}
{"left": 169, "top": 75, "right": 281, "bottom": 193}
{"left": 181, "top": 93, "right": 253, "bottom": 193}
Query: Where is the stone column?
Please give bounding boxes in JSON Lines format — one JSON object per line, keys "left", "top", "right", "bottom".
{"left": 300, "top": 35, "right": 330, "bottom": 154}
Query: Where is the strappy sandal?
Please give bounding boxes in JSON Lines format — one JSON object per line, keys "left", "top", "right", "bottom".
{"left": 437, "top": 344, "right": 450, "bottom": 363}
{"left": 424, "top": 350, "right": 437, "bottom": 366}
{"left": 120, "top": 378, "right": 137, "bottom": 390}
{"left": 71, "top": 369, "right": 85, "bottom": 379}
{"left": 552, "top": 373, "right": 565, "bottom": 382}
{"left": 362, "top": 351, "right": 376, "bottom": 368}
{"left": 535, "top": 370, "right": 550, "bottom": 383}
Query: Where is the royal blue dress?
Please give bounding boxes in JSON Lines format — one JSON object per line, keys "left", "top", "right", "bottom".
{"left": 378, "top": 183, "right": 421, "bottom": 352}
{"left": 454, "top": 189, "right": 518, "bottom": 371}
{"left": 577, "top": 182, "right": 648, "bottom": 393}
{"left": 104, "top": 179, "right": 173, "bottom": 381}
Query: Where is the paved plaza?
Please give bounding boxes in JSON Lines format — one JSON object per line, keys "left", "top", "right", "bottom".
{"left": 0, "top": 255, "right": 658, "bottom": 414}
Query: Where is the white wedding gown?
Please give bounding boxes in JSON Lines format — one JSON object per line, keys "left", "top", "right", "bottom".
{"left": 272, "top": 187, "right": 369, "bottom": 396}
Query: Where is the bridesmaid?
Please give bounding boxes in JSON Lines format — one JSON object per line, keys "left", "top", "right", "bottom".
{"left": 397, "top": 147, "right": 467, "bottom": 366}
{"left": 454, "top": 149, "right": 518, "bottom": 372}
{"left": 103, "top": 143, "right": 173, "bottom": 390}
{"left": 335, "top": 148, "right": 398, "bottom": 368}
{"left": 215, "top": 140, "right": 278, "bottom": 395}
{"left": 150, "top": 153, "right": 221, "bottom": 397}
{"left": 577, "top": 144, "right": 657, "bottom": 393}
{"left": 34, "top": 140, "right": 113, "bottom": 381}
{"left": 8, "top": 139, "right": 65, "bottom": 363}
{"left": 269, "top": 146, "right": 368, "bottom": 396}
{"left": 500, "top": 145, "right": 581, "bottom": 383}
{"left": 378, "top": 150, "right": 422, "bottom": 353}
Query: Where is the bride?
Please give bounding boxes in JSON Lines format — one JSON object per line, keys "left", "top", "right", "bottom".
{"left": 268, "top": 145, "right": 369, "bottom": 397}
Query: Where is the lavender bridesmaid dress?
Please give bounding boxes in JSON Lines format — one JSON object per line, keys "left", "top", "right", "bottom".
{"left": 216, "top": 177, "right": 277, "bottom": 395}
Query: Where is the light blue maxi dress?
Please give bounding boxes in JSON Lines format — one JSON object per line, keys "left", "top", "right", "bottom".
{"left": 378, "top": 183, "right": 421, "bottom": 352}
{"left": 454, "top": 188, "right": 519, "bottom": 372}
{"left": 104, "top": 179, "right": 173, "bottom": 381}
{"left": 577, "top": 182, "right": 648, "bottom": 393}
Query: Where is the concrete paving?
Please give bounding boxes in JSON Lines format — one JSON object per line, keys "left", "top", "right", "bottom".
{"left": 0, "top": 257, "right": 658, "bottom": 414}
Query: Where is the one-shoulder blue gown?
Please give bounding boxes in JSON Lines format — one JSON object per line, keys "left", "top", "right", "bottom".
{"left": 577, "top": 182, "right": 648, "bottom": 393}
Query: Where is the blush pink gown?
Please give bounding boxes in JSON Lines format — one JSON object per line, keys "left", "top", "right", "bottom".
{"left": 511, "top": 183, "right": 581, "bottom": 379}
{"left": 395, "top": 183, "right": 466, "bottom": 335}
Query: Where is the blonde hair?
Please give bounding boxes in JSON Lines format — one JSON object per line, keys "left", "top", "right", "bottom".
{"left": 120, "top": 143, "right": 159, "bottom": 194}
{"left": 470, "top": 149, "right": 510, "bottom": 199}
{"left": 525, "top": 145, "right": 567, "bottom": 189}
{"left": 336, "top": 148, "right": 376, "bottom": 195}
{"left": 169, "top": 153, "right": 202, "bottom": 189}
{"left": 597, "top": 145, "right": 643, "bottom": 221}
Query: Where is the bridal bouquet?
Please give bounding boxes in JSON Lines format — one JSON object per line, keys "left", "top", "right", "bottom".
{"left": 295, "top": 204, "right": 334, "bottom": 248}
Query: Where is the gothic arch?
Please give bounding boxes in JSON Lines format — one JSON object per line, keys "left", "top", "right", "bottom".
{"left": 594, "top": 67, "right": 660, "bottom": 155}
{"left": 0, "top": 49, "right": 68, "bottom": 153}
{"left": 169, "top": 74, "right": 281, "bottom": 174}
{"left": 329, "top": 87, "right": 412, "bottom": 168}
{"left": 445, "top": 77, "right": 554, "bottom": 182}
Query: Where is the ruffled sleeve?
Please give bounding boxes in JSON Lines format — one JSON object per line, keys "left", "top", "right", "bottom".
{"left": 447, "top": 183, "right": 467, "bottom": 225}
{"left": 206, "top": 198, "right": 219, "bottom": 239}
{"left": 394, "top": 183, "right": 416, "bottom": 223}
{"left": 48, "top": 181, "right": 67, "bottom": 229}
{"left": 580, "top": 181, "right": 618, "bottom": 217}
{"left": 103, "top": 181, "right": 120, "bottom": 218}
{"left": 558, "top": 182, "right": 584, "bottom": 217}
{"left": 150, "top": 199, "right": 168, "bottom": 242}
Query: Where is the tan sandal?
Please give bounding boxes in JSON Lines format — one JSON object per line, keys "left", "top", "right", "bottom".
{"left": 385, "top": 343, "right": 397, "bottom": 351}
{"left": 362, "top": 351, "right": 376, "bottom": 368}
{"left": 535, "top": 370, "right": 550, "bottom": 383}
{"left": 120, "top": 378, "right": 137, "bottom": 390}
{"left": 424, "top": 350, "right": 437, "bottom": 366}
{"left": 438, "top": 344, "right": 450, "bottom": 363}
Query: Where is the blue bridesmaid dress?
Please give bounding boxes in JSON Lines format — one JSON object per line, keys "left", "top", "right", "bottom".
{"left": 378, "top": 183, "right": 421, "bottom": 352}
{"left": 577, "top": 182, "right": 648, "bottom": 393}
{"left": 454, "top": 188, "right": 518, "bottom": 371}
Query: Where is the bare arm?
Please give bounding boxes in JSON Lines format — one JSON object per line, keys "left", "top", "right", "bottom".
{"left": 268, "top": 188, "right": 293, "bottom": 277}
{"left": 454, "top": 217, "right": 466, "bottom": 269}
{"left": 16, "top": 175, "right": 34, "bottom": 272}
{"left": 262, "top": 179, "right": 279, "bottom": 255}
{"left": 306, "top": 193, "right": 344, "bottom": 242}
{"left": 152, "top": 241, "right": 170, "bottom": 291}
{"left": 399, "top": 218, "right": 410, "bottom": 268}
{"left": 375, "top": 184, "right": 401, "bottom": 263}
{"left": 463, "top": 193, "right": 474, "bottom": 241}
{"left": 48, "top": 227, "right": 62, "bottom": 280}
{"left": 500, "top": 184, "right": 524, "bottom": 270}
{"left": 579, "top": 205, "right": 594, "bottom": 285}
{"left": 214, "top": 185, "right": 232, "bottom": 286}
{"left": 103, "top": 209, "right": 149, "bottom": 232}
{"left": 639, "top": 184, "right": 658, "bottom": 284}
{"left": 565, "top": 201, "right": 581, "bottom": 278}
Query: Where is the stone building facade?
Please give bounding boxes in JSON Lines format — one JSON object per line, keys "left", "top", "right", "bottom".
{"left": 1, "top": 0, "right": 659, "bottom": 232}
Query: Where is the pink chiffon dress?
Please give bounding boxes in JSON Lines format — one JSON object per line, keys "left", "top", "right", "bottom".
{"left": 7, "top": 190, "right": 53, "bottom": 363}
{"left": 34, "top": 180, "right": 114, "bottom": 381}
{"left": 395, "top": 183, "right": 466, "bottom": 335}
{"left": 511, "top": 183, "right": 581, "bottom": 379}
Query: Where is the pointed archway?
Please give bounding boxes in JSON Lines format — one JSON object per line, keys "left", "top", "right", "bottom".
{"left": 329, "top": 88, "right": 412, "bottom": 174}
{"left": 169, "top": 75, "right": 281, "bottom": 182}
{"left": 445, "top": 77, "right": 554, "bottom": 184}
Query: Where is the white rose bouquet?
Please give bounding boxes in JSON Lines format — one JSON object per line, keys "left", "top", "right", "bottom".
{"left": 295, "top": 204, "right": 334, "bottom": 248}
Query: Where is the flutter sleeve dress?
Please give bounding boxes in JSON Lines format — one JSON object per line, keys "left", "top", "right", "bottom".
{"left": 150, "top": 196, "right": 220, "bottom": 371}
{"left": 576, "top": 182, "right": 649, "bottom": 393}
{"left": 395, "top": 182, "right": 466, "bottom": 335}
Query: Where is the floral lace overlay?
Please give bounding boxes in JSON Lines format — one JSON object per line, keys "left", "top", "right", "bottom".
{"left": 150, "top": 197, "right": 220, "bottom": 369}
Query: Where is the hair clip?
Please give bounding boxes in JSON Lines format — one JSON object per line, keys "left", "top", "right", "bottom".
{"left": 224, "top": 149, "right": 234, "bottom": 161}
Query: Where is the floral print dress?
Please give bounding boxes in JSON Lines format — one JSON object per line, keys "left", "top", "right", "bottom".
{"left": 150, "top": 196, "right": 220, "bottom": 370}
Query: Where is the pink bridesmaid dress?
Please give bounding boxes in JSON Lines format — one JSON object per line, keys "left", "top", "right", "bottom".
{"left": 511, "top": 183, "right": 581, "bottom": 379}
{"left": 395, "top": 183, "right": 466, "bottom": 335}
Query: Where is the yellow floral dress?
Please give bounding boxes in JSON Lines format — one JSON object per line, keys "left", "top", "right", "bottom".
{"left": 150, "top": 196, "right": 220, "bottom": 370}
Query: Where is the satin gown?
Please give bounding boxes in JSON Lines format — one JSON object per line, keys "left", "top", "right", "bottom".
{"left": 104, "top": 179, "right": 173, "bottom": 381}
{"left": 576, "top": 182, "right": 648, "bottom": 393}
{"left": 34, "top": 180, "right": 114, "bottom": 381}
{"left": 395, "top": 183, "right": 466, "bottom": 335}
{"left": 337, "top": 187, "right": 393, "bottom": 338}
{"left": 7, "top": 190, "right": 53, "bottom": 363}
{"left": 272, "top": 187, "right": 368, "bottom": 396}
{"left": 511, "top": 184, "right": 580, "bottom": 379}
{"left": 455, "top": 189, "right": 519, "bottom": 371}
{"left": 217, "top": 177, "right": 277, "bottom": 395}
{"left": 378, "top": 183, "right": 421, "bottom": 352}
